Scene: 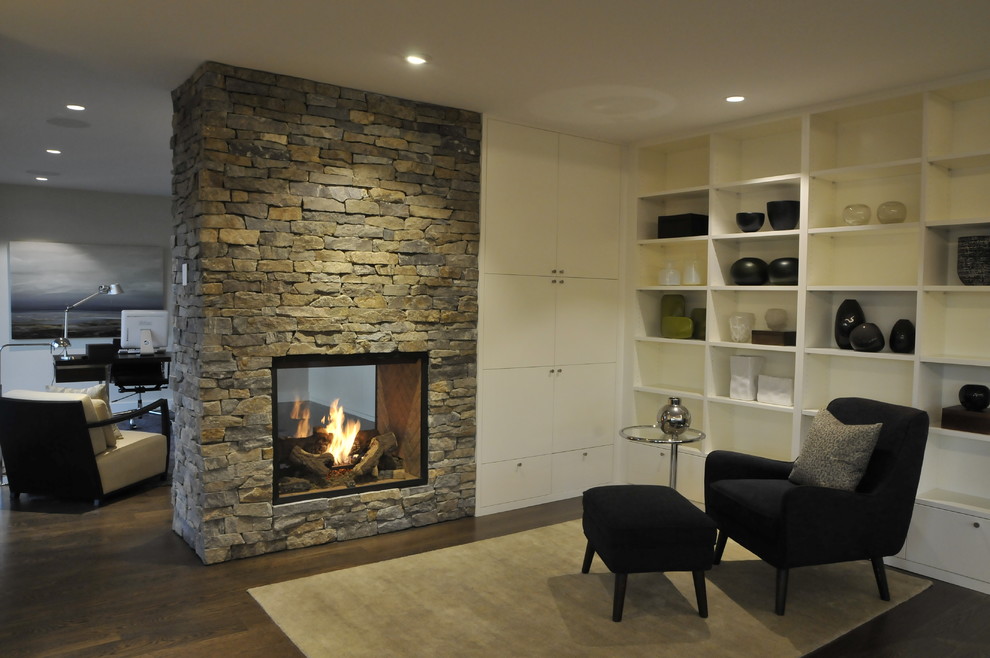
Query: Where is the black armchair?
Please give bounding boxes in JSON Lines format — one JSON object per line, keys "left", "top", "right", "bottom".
{"left": 704, "top": 397, "right": 929, "bottom": 615}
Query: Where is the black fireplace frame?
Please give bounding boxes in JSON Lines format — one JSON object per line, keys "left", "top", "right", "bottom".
{"left": 271, "top": 351, "right": 430, "bottom": 505}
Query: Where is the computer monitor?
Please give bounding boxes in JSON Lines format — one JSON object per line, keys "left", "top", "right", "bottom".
{"left": 120, "top": 310, "right": 169, "bottom": 354}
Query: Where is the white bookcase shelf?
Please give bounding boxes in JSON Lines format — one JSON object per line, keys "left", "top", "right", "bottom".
{"left": 626, "top": 72, "right": 990, "bottom": 593}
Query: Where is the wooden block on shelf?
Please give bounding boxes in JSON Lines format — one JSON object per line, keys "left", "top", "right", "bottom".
{"left": 751, "top": 330, "right": 797, "bottom": 346}
{"left": 941, "top": 406, "right": 990, "bottom": 435}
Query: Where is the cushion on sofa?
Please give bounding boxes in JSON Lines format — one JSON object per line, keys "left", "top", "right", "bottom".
{"left": 4, "top": 389, "right": 107, "bottom": 454}
{"left": 789, "top": 409, "right": 881, "bottom": 491}
{"left": 90, "top": 398, "right": 123, "bottom": 448}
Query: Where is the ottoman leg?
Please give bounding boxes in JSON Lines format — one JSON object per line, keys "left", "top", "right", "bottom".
{"left": 581, "top": 540, "right": 595, "bottom": 574}
{"left": 692, "top": 570, "right": 708, "bottom": 618}
{"left": 612, "top": 573, "right": 628, "bottom": 622}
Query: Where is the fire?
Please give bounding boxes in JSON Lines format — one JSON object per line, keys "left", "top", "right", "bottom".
{"left": 290, "top": 398, "right": 311, "bottom": 439}
{"left": 321, "top": 399, "right": 361, "bottom": 465}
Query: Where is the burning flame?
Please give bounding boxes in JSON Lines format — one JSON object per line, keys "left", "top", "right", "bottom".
{"left": 322, "top": 399, "right": 361, "bottom": 465}
{"left": 290, "top": 397, "right": 311, "bottom": 439}
{"left": 289, "top": 397, "right": 361, "bottom": 466}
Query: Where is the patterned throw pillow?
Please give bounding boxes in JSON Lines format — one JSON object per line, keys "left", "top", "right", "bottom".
{"left": 789, "top": 409, "right": 881, "bottom": 491}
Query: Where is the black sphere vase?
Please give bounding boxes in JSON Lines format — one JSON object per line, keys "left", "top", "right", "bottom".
{"left": 768, "top": 257, "right": 799, "bottom": 285}
{"left": 959, "top": 384, "right": 990, "bottom": 412}
{"left": 850, "top": 322, "right": 885, "bottom": 352}
{"left": 889, "top": 319, "right": 915, "bottom": 353}
{"left": 730, "top": 257, "right": 768, "bottom": 285}
{"left": 834, "top": 299, "right": 865, "bottom": 349}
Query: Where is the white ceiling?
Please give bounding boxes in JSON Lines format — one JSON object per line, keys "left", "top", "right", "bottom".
{"left": 3, "top": 0, "right": 990, "bottom": 197}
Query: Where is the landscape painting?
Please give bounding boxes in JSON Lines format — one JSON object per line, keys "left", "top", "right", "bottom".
{"left": 9, "top": 241, "right": 165, "bottom": 340}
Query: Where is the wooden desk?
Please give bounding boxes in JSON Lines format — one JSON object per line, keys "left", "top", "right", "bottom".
{"left": 53, "top": 357, "right": 111, "bottom": 384}
{"left": 53, "top": 353, "right": 171, "bottom": 384}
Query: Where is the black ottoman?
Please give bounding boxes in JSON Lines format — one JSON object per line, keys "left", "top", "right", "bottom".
{"left": 582, "top": 484, "right": 717, "bottom": 621}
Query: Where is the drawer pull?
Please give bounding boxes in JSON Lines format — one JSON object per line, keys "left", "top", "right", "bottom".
{"left": 975, "top": 522, "right": 982, "bottom": 529}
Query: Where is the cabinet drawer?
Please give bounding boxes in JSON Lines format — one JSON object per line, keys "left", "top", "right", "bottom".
{"left": 906, "top": 504, "right": 990, "bottom": 583}
{"left": 552, "top": 445, "right": 613, "bottom": 496}
{"left": 478, "top": 455, "right": 552, "bottom": 507}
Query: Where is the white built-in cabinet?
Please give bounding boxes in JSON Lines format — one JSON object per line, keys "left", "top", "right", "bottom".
{"left": 627, "top": 74, "right": 990, "bottom": 593}
{"left": 478, "top": 118, "right": 622, "bottom": 514}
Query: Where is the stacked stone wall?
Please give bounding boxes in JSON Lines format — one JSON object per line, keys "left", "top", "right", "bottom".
{"left": 170, "top": 62, "right": 480, "bottom": 563}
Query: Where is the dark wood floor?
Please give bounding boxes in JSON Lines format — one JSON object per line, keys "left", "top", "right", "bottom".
{"left": 1, "top": 481, "right": 988, "bottom": 657}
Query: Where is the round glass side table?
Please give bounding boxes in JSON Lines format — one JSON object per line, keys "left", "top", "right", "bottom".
{"left": 619, "top": 425, "right": 705, "bottom": 489}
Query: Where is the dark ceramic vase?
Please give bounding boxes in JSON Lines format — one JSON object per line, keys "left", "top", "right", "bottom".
{"left": 767, "top": 257, "right": 799, "bottom": 285}
{"left": 736, "top": 212, "right": 765, "bottom": 233}
{"left": 730, "top": 257, "right": 768, "bottom": 285}
{"left": 959, "top": 384, "right": 990, "bottom": 412}
{"left": 849, "top": 322, "right": 885, "bottom": 352}
{"left": 889, "top": 318, "right": 916, "bottom": 353}
{"left": 767, "top": 200, "right": 799, "bottom": 230}
{"left": 834, "top": 299, "right": 865, "bottom": 349}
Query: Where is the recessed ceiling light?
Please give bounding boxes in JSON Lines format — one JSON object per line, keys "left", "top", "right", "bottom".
{"left": 726, "top": 96, "right": 746, "bottom": 103}
{"left": 46, "top": 149, "right": 62, "bottom": 155}
{"left": 66, "top": 104, "right": 86, "bottom": 111}
{"left": 35, "top": 176, "right": 49, "bottom": 181}
{"left": 405, "top": 55, "right": 428, "bottom": 65}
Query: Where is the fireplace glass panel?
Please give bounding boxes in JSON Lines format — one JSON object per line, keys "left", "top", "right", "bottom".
{"left": 272, "top": 352, "right": 428, "bottom": 503}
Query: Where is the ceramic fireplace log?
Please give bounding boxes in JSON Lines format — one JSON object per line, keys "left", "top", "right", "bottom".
{"left": 352, "top": 432, "right": 397, "bottom": 477}
{"left": 288, "top": 445, "right": 332, "bottom": 478}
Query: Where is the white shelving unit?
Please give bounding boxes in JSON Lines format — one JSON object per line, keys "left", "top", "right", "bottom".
{"left": 626, "top": 73, "right": 990, "bottom": 593}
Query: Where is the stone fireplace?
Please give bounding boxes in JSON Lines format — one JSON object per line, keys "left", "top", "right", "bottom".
{"left": 169, "top": 62, "right": 480, "bottom": 564}
{"left": 272, "top": 351, "right": 428, "bottom": 503}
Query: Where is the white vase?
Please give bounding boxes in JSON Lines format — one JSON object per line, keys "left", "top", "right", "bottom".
{"left": 729, "top": 355, "right": 764, "bottom": 401}
{"left": 728, "top": 312, "right": 755, "bottom": 342}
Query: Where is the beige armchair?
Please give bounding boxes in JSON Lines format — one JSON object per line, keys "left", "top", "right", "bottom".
{"left": 0, "top": 390, "right": 169, "bottom": 505}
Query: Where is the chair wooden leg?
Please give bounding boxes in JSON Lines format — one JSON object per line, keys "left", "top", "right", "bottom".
{"left": 612, "top": 573, "right": 628, "bottom": 622}
{"left": 713, "top": 530, "right": 728, "bottom": 565}
{"left": 692, "top": 570, "right": 709, "bottom": 618}
{"left": 775, "top": 568, "right": 789, "bottom": 616}
{"left": 871, "top": 557, "right": 891, "bottom": 601}
{"left": 581, "top": 540, "right": 595, "bottom": 574}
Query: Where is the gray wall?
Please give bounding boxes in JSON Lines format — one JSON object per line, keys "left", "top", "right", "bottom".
{"left": 0, "top": 183, "right": 172, "bottom": 404}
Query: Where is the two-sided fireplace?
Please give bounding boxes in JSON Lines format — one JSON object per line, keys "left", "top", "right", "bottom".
{"left": 271, "top": 352, "right": 429, "bottom": 504}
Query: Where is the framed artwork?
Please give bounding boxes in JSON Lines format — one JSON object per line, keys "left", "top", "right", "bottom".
{"left": 9, "top": 241, "right": 165, "bottom": 340}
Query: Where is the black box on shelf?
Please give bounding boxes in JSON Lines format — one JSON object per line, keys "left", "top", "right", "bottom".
{"left": 657, "top": 213, "right": 708, "bottom": 239}
{"left": 941, "top": 406, "right": 990, "bottom": 435}
{"left": 751, "top": 330, "right": 797, "bottom": 346}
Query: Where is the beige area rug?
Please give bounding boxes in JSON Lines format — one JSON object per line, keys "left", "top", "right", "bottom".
{"left": 249, "top": 520, "right": 930, "bottom": 657}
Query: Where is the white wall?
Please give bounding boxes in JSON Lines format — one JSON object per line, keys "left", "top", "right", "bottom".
{"left": 0, "top": 183, "right": 173, "bottom": 407}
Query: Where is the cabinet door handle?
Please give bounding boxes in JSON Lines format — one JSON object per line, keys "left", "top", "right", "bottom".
{"left": 517, "top": 462, "right": 523, "bottom": 468}
{"left": 975, "top": 522, "right": 982, "bottom": 529}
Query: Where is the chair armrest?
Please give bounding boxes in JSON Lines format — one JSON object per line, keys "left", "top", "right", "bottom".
{"left": 705, "top": 450, "right": 793, "bottom": 486}
{"left": 87, "top": 398, "right": 171, "bottom": 437}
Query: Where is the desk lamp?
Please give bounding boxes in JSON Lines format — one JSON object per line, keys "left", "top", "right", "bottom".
{"left": 53, "top": 283, "right": 123, "bottom": 360}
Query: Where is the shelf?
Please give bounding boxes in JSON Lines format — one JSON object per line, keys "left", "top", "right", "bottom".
{"left": 708, "top": 395, "right": 794, "bottom": 413}
{"left": 807, "top": 228, "right": 920, "bottom": 287}
{"left": 804, "top": 347, "right": 915, "bottom": 360}
{"left": 930, "top": 426, "right": 990, "bottom": 444}
{"left": 638, "top": 185, "right": 710, "bottom": 202}
{"left": 709, "top": 340, "right": 796, "bottom": 353}
{"left": 917, "top": 489, "right": 990, "bottom": 516}
{"left": 713, "top": 174, "right": 802, "bottom": 193}
{"left": 919, "top": 354, "right": 990, "bottom": 367}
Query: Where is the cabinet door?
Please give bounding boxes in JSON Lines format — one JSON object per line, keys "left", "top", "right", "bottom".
{"left": 557, "top": 135, "right": 622, "bottom": 279}
{"left": 478, "top": 455, "right": 553, "bottom": 507}
{"left": 481, "top": 274, "right": 556, "bottom": 369}
{"left": 553, "top": 363, "right": 616, "bottom": 453}
{"left": 906, "top": 504, "right": 990, "bottom": 583}
{"left": 479, "top": 366, "right": 554, "bottom": 463}
{"left": 555, "top": 278, "right": 619, "bottom": 365}
{"left": 484, "top": 120, "right": 558, "bottom": 276}
{"left": 552, "top": 445, "right": 613, "bottom": 496}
